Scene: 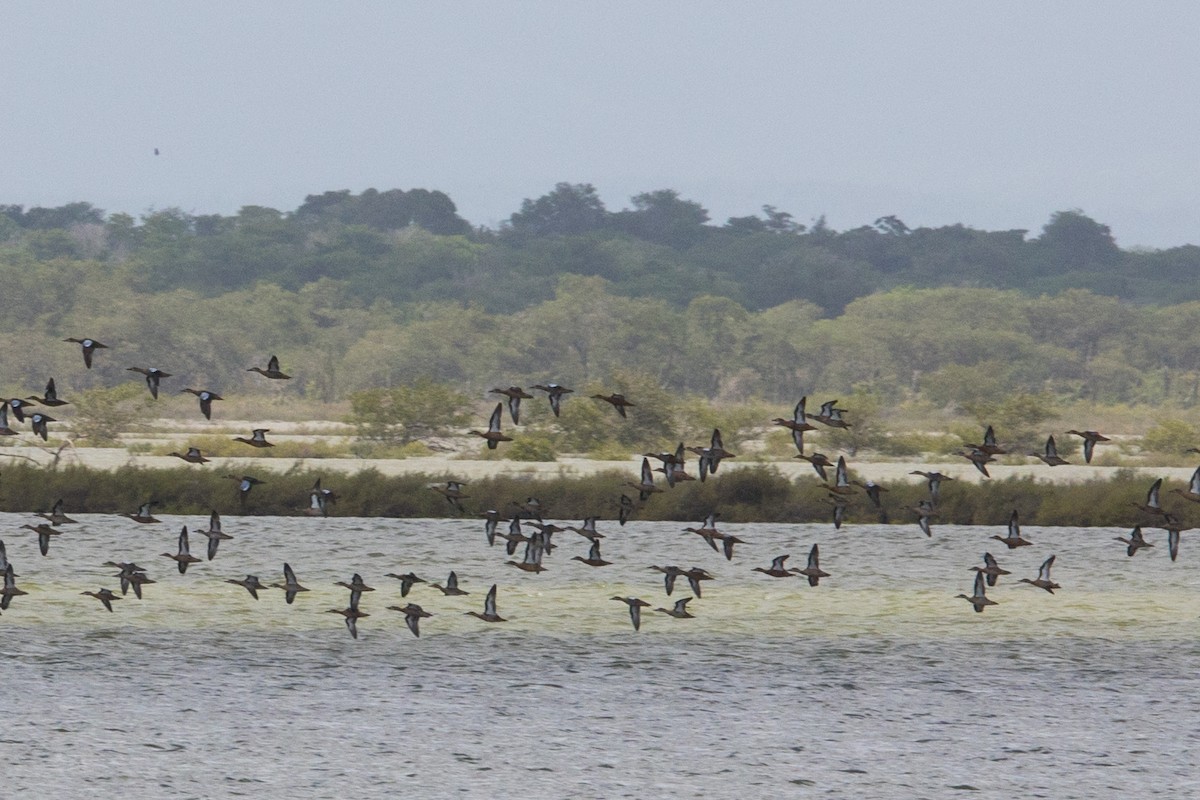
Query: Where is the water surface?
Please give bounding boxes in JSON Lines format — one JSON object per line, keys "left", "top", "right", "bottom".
{"left": 2, "top": 515, "right": 1197, "bottom": 798}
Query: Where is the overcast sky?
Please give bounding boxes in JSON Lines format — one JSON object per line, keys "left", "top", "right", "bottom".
{"left": 2, "top": 2, "right": 1197, "bottom": 247}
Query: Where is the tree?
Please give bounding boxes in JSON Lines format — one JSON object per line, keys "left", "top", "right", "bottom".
{"left": 1035, "top": 210, "right": 1122, "bottom": 271}
{"left": 507, "top": 183, "right": 608, "bottom": 236}
{"left": 348, "top": 381, "right": 470, "bottom": 446}
{"left": 611, "top": 189, "right": 710, "bottom": 248}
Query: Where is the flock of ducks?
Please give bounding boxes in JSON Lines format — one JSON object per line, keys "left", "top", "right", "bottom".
{"left": 0, "top": 342, "right": 1194, "bottom": 637}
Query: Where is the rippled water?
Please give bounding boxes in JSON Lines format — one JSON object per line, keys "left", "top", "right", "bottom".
{"left": 2, "top": 513, "right": 1199, "bottom": 798}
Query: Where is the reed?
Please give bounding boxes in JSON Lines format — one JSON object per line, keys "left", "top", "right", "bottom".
{"left": 0, "top": 463, "right": 1183, "bottom": 528}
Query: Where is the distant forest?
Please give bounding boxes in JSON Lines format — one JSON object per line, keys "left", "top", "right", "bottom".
{"left": 1, "top": 184, "right": 1199, "bottom": 409}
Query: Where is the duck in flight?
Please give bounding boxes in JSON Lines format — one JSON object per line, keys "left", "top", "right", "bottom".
{"left": 914, "top": 499, "right": 936, "bottom": 537}
{"left": 571, "top": 539, "right": 611, "bottom": 568}
{"left": 1019, "top": 555, "right": 1060, "bottom": 593}
{"left": 384, "top": 571, "right": 426, "bottom": 597}
{"left": 431, "top": 481, "right": 468, "bottom": 513}
{"left": 125, "top": 501, "right": 161, "bottom": 524}
{"left": 248, "top": 355, "right": 290, "bottom": 380}
{"left": 957, "top": 571, "right": 997, "bottom": 613}
{"left": 29, "top": 412, "right": 55, "bottom": 441}
{"left": 0, "top": 563, "right": 27, "bottom": 610}
{"left": 64, "top": 337, "right": 107, "bottom": 369}
{"left": 655, "top": 597, "right": 695, "bottom": 619}
{"left": 328, "top": 600, "right": 369, "bottom": 639}
{"left": 225, "top": 575, "right": 268, "bottom": 600}
{"left": 21, "top": 523, "right": 61, "bottom": 556}
{"left": 168, "top": 446, "right": 210, "bottom": 464}
{"left": 489, "top": 386, "right": 533, "bottom": 425}
{"left": 335, "top": 573, "right": 376, "bottom": 609}
{"left": 389, "top": 603, "right": 433, "bottom": 637}
{"left": 1114, "top": 526, "right": 1153, "bottom": 557}
{"left": 127, "top": 367, "right": 172, "bottom": 399}
{"left": 1132, "top": 478, "right": 1167, "bottom": 516}
{"left": 196, "top": 510, "right": 231, "bottom": 560}
{"left": 909, "top": 470, "right": 953, "bottom": 502}
{"left": 970, "top": 552, "right": 1010, "bottom": 587}
{"left": 181, "top": 388, "right": 223, "bottom": 420}
{"left": 0, "top": 405, "right": 17, "bottom": 436}
{"left": 991, "top": 510, "right": 1032, "bottom": 549}
{"left": 273, "top": 562, "right": 309, "bottom": 604}
{"left": 796, "top": 451, "right": 834, "bottom": 481}
{"left": 81, "top": 588, "right": 122, "bottom": 612}
{"left": 531, "top": 383, "right": 573, "bottom": 417}
{"left": 469, "top": 403, "right": 512, "bottom": 450}
{"left": 226, "top": 475, "right": 265, "bottom": 502}
{"left": 1170, "top": 466, "right": 1200, "bottom": 503}
{"left": 507, "top": 532, "right": 548, "bottom": 573}
{"left": 626, "top": 457, "right": 663, "bottom": 502}
{"left": 1030, "top": 435, "right": 1069, "bottom": 467}
{"left": 591, "top": 392, "right": 634, "bottom": 418}
{"left": 795, "top": 543, "right": 830, "bottom": 586}
{"left": 959, "top": 446, "right": 995, "bottom": 477}
{"left": 233, "top": 428, "right": 274, "bottom": 448}
{"left": 432, "top": 570, "right": 469, "bottom": 596}
{"left": 1066, "top": 429, "right": 1110, "bottom": 463}
{"left": 161, "top": 526, "right": 202, "bottom": 574}
{"left": 466, "top": 583, "right": 506, "bottom": 622}
{"left": 752, "top": 554, "right": 798, "bottom": 578}
{"left": 27, "top": 378, "right": 68, "bottom": 407}
{"left": 37, "top": 498, "right": 77, "bottom": 526}
{"left": 611, "top": 596, "right": 651, "bottom": 631}
{"left": 808, "top": 399, "right": 851, "bottom": 429}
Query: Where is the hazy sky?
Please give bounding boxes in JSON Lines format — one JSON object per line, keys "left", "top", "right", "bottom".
{"left": 3, "top": 2, "right": 1198, "bottom": 247}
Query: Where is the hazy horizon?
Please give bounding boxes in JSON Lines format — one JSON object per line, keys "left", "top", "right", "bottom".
{"left": 4, "top": 2, "right": 1198, "bottom": 247}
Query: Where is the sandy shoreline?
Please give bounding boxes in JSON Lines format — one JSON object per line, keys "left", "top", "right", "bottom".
{"left": 1, "top": 444, "right": 1190, "bottom": 486}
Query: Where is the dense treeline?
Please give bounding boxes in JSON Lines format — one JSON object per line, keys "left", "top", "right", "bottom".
{"left": 3, "top": 184, "right": 1199, "bottom": 313}
{"left": 1, "top": 185, "right": 1199, "bottom": 413}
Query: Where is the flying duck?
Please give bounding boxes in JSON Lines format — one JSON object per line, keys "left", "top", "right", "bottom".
{"left": 272, "top": 563, "right": 309, "bottom": 604}
{"left": 469, "top": 403, "right": 512, "bottom": 450}
{"left": 752, "top": 554, "right": 798, "bottom": 578}
{"left": 970, "top": 552, "right": 1011, "bottom": 587}
{"left": 233, "top": 428, "right": 273, "bottom": 448}
{"left": 591, "top": 392, "right": 635, "bottom": 418}
{"left": 1030, "top": 435, "right": 1069, "bottom": 466}
{"left": 571, "top": 539, "right": 611, "bottom": 567}
{"left": 1019, "top": 555, "right": 1060, "bottom": 593}
{"left": 248, "top": 355, "right": 290, "bottom": 380}
{"left": 196, "top": 510, "right": 232, "bottom": 560}
{"left": 957, "top": 571, "right": 997, "bottom": 612}
{"left": 795, "top": 543, "right": 831, "bottom": 586}
{"left": 161, "top": 526, "right": 202, "bottom": 574}
{"left": 1114, "top": 526, "right": 1153, "bottom": 557}
{"left": 127, "top": 367, "right": 172, "bottom": 399}
{"left": 384, "top": 571, "right": 426, "bottom": 597}
{"left": 388, "top": 603, "right": 432, "bottom": 637}
{"left": 489, "top": 386, "right": 534, "bottom": 425}
{"left": 64, "top": 337, "right": 107, "bottom": 369}
{"left": 432, "top": 571, "right": 469, "bottom": 596}
{"left": 531, "top": 383, "right": 573, "bottom": 417}
{"left": 81, "top": 588, "right": 122, "bottom": 612}
{"left": 28, "top": 378, "right": 68, "bottom": 407}
{"left": 225, "top": 575, "right": 268, "bottom": 599}
{"left": 168, "top": 446, "right": 210, "bottom": 464}
{"left": 611, "top": 596, "right": 651, "bottom": 631}
{"left": 466, "top": 583, "right": 506, "bottom": 622}
{"left": 990, "top": 510, "right": 1032, "bottom": 549}
{"left": 1066, "top": 429, "right": 1110, "bottom": 463}
{"left": 181, "top": 388, "right": 223, "bottom": 420}
{"left": 655, "top": 597, "right": 695, "bottom": 619}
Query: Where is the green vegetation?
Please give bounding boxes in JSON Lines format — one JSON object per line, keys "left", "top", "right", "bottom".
{"left": 5, "top": 185, "right": 1200, "bottom": 466}
{"left": 0, "top": 462, "right": 1180, "bottom": 527}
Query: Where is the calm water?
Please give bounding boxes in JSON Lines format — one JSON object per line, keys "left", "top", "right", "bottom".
{"left": 2, "top": 513, "right": 1198, "bottom": 798}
